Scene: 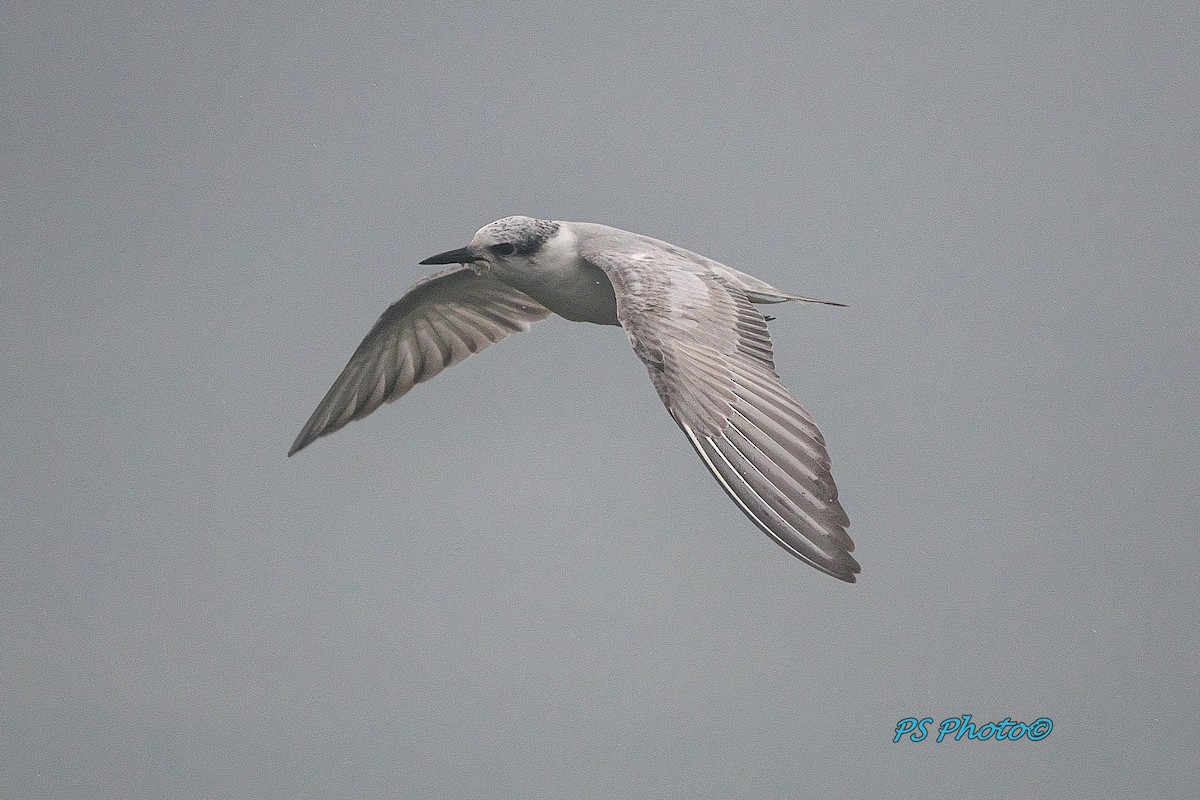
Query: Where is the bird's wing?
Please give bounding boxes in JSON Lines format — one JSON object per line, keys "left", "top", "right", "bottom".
{"left": 579, "top": 238, "right": 858, "bottom": 581}
{"left": 289, "top": 265, "right": 551, "bottom": 456}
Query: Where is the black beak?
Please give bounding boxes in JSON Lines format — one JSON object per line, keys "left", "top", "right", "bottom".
{"left": 419, "top": 246, "right": 481, "bottom": 266}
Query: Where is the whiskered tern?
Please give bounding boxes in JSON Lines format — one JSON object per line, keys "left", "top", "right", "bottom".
{"left": 290, "top": 217, "right": 859, "bottom": 582}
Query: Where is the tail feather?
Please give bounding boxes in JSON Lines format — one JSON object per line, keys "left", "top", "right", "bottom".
{"left": 744, "top": 289, "right": 847, "bottom": 307}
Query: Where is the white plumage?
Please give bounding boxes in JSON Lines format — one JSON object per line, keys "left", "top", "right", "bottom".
{"left": 290, "top": 216, "right": 859, "bottom": 582}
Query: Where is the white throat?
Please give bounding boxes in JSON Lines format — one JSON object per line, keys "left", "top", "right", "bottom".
{"left": 492, "top": 223, "right": 619, "bottom": 325}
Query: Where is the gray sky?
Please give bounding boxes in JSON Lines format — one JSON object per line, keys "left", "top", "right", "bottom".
{"left": 3, "top": 3, "right": 1197, "bottom": 798}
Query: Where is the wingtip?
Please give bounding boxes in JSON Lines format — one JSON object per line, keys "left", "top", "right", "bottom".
{"left": 835, "top": 562, "right": 861, "bottom": 583}
{"left": 813, "top": 551, "right": 861, "bottom": 583}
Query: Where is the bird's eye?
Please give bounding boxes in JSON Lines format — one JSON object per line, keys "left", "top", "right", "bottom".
{"left": 490, "top": 243, "right": 516, "bottom": 256}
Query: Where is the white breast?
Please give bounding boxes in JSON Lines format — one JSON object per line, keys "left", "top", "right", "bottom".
{"left": 493, "top": 225, "right": 620, "bottom": 325}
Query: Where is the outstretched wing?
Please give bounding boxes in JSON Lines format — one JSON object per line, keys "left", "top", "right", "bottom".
{"left": 579, "top": 239, "right": 858, "bottom": 581}
{"left": 289, "top": 265, "right": 551, "bottom": 456}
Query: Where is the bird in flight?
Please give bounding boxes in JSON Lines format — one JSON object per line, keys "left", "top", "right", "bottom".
{"left": 290, "top": 217, "right": 859, "bottom": 582}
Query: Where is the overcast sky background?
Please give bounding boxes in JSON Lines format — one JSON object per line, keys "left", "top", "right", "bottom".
{"left": 3, "top": 3, "right": 1197, "bottom": 798}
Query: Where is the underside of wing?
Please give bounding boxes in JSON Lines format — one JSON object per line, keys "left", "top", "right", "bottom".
{"left": 580, "top": 238, "right": 858, "bottom": 581}
{"left": 289, "top": 266, "right": 550, "bottom": 456}
{"left": 674, "top": 354, "right": 858, "bottom": 581}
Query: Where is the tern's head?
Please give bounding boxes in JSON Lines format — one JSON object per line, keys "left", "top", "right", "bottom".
{"left": 420, "top": 216, "right": 560, "bottom": 268}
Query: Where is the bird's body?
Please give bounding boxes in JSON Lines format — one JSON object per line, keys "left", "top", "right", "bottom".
{"left": 290, "top": 217, "right": 860, "bottom": 582}
{"left": 485, "top": 223, "right": 619, "bottom": 324}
